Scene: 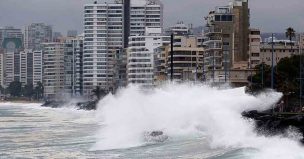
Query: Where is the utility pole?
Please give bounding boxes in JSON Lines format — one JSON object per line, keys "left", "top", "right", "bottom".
{"left": 224, "top": 52, "right": 227, "bottom": 83}
{"left": 213, "top": 51, "right": 215, "bottom": 82}
{"left": 170, "top": 33, "right": 174, "bottom": 81}
{"left": 271, "top": 33, "right": 274, "bottom": 89}
{"left": 300, "top": 34, "right": 302, "bottom": 108}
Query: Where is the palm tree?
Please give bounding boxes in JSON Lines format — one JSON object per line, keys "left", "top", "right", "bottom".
{"left": 34, "top": 82, "right": 44, "bottom": 100}
{"left": 285, "top": 27, "right": 296, "bottom": 51}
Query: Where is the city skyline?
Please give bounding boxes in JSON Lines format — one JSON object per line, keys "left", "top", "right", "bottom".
{"left": 0, "top": 0, "right": 303, "bottom": 34}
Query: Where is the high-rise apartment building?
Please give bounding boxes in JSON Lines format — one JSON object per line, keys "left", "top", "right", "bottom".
{"left": 248, "top": 28, "right": 261, "bottom": 68}
{"left": 129, "top": 0, "right": 163, "bottom": 36}
{"left": 127, "top": 27, "right": 169, "bottom": 87}
{"left": 83, "top": 1, "right": 124, "bottom": 95}
{"left": 64, "top": 35, "right": 84, "bottom": 96}
{"left": 83, "top": 0, "right": 163, "bottom": 95}
{"left": 24, "top": 23, "right": 52, "bottom": 50}
{"left": 203, "top": 0, "right": 249, "bottom": 82}
{"left": 20, "top": 50, "right": 28, "bottom": 85}
{"left": 0, "top": 53, "right": 3, "bottom": 87}
{"left": 230, "top": 0, "right": 249, "bottom": 62}
{"left": 19, "top": 49, "right": 35, "bottom": 86}
{"left": 0, "top": 26, "right": 23, "bottom": 49}
{"left": 167, "top": 36, "right": 204, "bottom": 81}
{"left": 2, "top": 38, "right": 23, "bottom": 87}
{"left": 26, "top": 51, "right": 34, "bottom": 85}
{"left": 42, "top": 42, "right": 65, "bottom": 99}
{"left": 33, "top": 50, "right": 43, "bottom": 87}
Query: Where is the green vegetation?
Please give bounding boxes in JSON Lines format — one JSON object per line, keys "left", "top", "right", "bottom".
{"left": 7, "top": 81, "right": 22, "bottom": 97}
{"left": 0, "top": 81, "right": 44, "bottom": 100}
{"left": 251, "top": 55, "right": 301, "bottom": 94}
{"left": 249, "top": 55, "right": 303, "bottom": 111}
{"left": 285, "top": 27, "right": 296, "bottom": 45}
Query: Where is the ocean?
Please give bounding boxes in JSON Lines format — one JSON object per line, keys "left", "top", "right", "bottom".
{"left": 0, "top": 84, "right": 303, "bottom": 159}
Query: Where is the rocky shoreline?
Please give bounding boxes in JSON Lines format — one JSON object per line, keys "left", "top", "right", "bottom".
{"left": 41, "top": 100, "right": 98, "bottom": 111}
{"left": 242, "top": 109, "right": 304, "bottom": 144}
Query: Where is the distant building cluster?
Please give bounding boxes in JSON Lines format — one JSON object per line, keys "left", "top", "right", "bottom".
{"left": 0, "top": 0, "right": 303, "bottom": 100}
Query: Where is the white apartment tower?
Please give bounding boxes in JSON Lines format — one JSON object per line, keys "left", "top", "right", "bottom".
{"left": 127, "top": 27, "right": 169, "bottom": 87}
{"left": 33, "top": 50, "right": 43, "bottom": 87}
{"left": 130, "top": 0, "right": 163, "bottom": 36}
{"left": 83, "top": 2, "right": 124, "bottom": 95}
{"left": 83, "top": 0, "right": 163, "bottom": 95}
{"left": 20, "top": 50, "right": 28, "bottom": 85}
{"left": 2, "top": 38, "right": 23, "bottom": 87}
{"left": 43, "top": 43, "right": 65, "bottom": 99}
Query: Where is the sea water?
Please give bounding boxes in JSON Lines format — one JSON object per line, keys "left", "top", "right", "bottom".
{"left": 0, "top": 83, "right": 303, "bottom": 159}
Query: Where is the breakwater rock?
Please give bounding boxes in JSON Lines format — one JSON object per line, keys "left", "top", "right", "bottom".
{"left": 41, "top": 100, "right": 98, "bottom": 111}
{"left": 242, "top": 110, "right": 304, "bottom": 143}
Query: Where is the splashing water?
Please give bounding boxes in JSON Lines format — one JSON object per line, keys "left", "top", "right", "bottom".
{"left": 92, "top": 83, "right": 304, "bottom": 158}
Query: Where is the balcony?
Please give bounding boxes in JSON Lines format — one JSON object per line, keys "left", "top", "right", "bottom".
{"left": 203, "top": 37, "right": 222, "bottom": 45}
{"left": 204, "top": 26, "right": 222, "bottom": 35}
{"left": 204, "top": 43, "right": 222, "bottom": 51}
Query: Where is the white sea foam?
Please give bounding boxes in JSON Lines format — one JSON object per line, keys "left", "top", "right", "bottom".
{"left": 0, "top": 102, "right": 42, "bottom": 107}
{"left": 91, "top": 83, "right": 304, "bottom": 158}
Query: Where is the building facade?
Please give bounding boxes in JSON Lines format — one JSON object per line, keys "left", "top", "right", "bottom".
{"left": 83, "top": 2, "right": 124, "bottom": 95}
{"left": 153, "top": 35, "right": 205, "bottom": 83}
{"left": 20, "top": 50, "right": 28, "bottom": 85}
{"left": 129, "top": 0, "right": 163, "bottom": 36}
{"left": 167, "top": 36, "right": 204, "bottom": 81}
{"left": 248, "top": 28, "right": 261, "bottom": 68}
{"left": 33, "top": 50, "right": 43, "bottom": 87}
{"left": 2, "top": 38, "right": 23, "bottom": 87}
{"left": 24, "top": 23, "right": 52, "bottom": 50}
{"left": 42, "top": 42, "right": 65, "bottom": 99}
{"left": 83, "top": 0, "right": 164, "bottom": 94}
{"left": 164, "top": 22, "right": 190, "bottom": 36}
{"left": 203, "top": 0, "right": 249, "bottom": 82}
{"left": 0, "top": 53, "right": 3, "bottom": 87}
{"left": 0, "top": 26, "right": 23, "bottom": 49}
{"left": 64, "top": 35, "right": 84, "bottom": 96}
{"left": 127, "top": 27, "right": 169, "bottom": 87}
{"left": 260, "top": 41, "right": 299, "bottom": 66}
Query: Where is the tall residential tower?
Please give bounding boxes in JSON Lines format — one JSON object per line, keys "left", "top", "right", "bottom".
{"left": 83, "top": 0, "right": 163, "bottom": 95}
{"left": 24, "top": 23, "right": 53, "bottom": 50}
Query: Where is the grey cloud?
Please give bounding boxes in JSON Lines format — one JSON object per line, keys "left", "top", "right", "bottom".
{"left": 0, "top": 0, "right": 303, "bottom": 34}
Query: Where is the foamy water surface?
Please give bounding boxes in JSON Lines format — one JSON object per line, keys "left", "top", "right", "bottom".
{"left": 0, "top": 84, "right": 303, "bottom": 159}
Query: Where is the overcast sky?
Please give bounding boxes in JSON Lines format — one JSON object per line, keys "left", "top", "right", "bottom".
{"left": 0, "top": 0, "right": 303, "bottom": 35}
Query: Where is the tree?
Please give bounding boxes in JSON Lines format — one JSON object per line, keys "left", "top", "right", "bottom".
{"left": 92, "top": 86, "right": 107, "bottom": 100}
{"left": 7, "top": 81, "right": 22, "bottom": 97}
{"left": 250, "top": 56, "right": 300, "bottom": 93}
{"left": 285, "top": 27, "right": 296, "bottom": 50}
{"left": 22, "top": 84, "right": 34, "bottom": 99}
{"left": 0, "top": 85, "right": 5, "bottom": 94}
{"left": 250, "top": 55, "right": 303, "bottom": 111}
{"left": 34, "top": 82, "right": 44, "bottom": 100}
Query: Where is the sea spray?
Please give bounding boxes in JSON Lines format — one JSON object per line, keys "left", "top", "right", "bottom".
{"left": 92, "top": 83, "right": 304, "bottom": 158}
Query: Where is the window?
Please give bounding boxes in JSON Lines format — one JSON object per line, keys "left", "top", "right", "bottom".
{"left": 221, "top": 15, "right": 228, "bottom": 21}
{"left": 223, "top": 42, "right": 230, "bottom": 46}
{"left": 223, "top": 34, "right": 230, "bottom": 38}
{"left": 85, "top": 10, "right": 93, "bottom": 13}
{"left": 215, "top": 15, "right": 221, "bottom": 21}
{"left": 227, "top": 15, "right": 233, "bottom": 21}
